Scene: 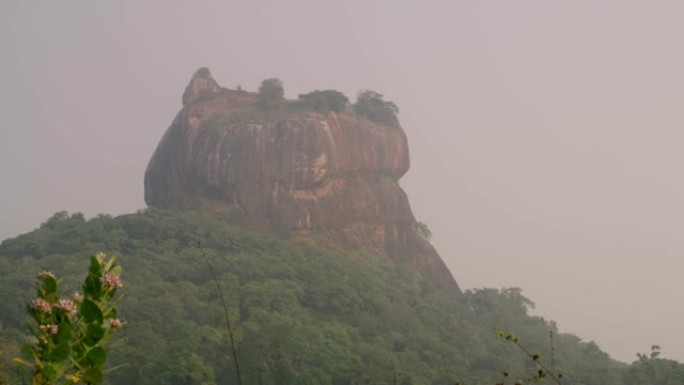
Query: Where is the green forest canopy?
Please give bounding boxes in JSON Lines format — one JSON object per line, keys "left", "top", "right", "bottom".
{"left": 0, "top": 209, "right": 682, "bottom": 385}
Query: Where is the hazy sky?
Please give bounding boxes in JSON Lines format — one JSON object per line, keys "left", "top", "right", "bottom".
{"left": 2, "top": 0, "right": 684, "bottom": 363}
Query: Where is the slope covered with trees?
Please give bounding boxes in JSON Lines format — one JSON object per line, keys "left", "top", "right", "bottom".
{"left": 0, "top": 210, "right": 678, "bottom": 384}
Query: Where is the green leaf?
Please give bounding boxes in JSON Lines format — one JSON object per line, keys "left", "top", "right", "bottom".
{"left": 83, "top": 367, "right": 104, "bottom": 385}
{"left": 41, "top": 364, "right": 59, "bottom": 381}
{"left": 104, "top": 307, "right": 117, "bottom": 319}
{"left": 80, "top": 299, "right": 103, "bottom": 323}
{"left": 25, "top": 323, "right": 39, "bottom": 339}
{"left": 104, "top": 256, "right": 117, "bottom": 272}
{"left": 20, "top": 343, "right": 39, "bottom": 361}
{"left": 41, "top": 275, "right": 58, "bottom": 294}
{"left": 109, "top": 264, "right": 122, "bottom": 276}
{"left": 87, "top": 346, "right": 107, "bottom": 366}
{"left": 49, "top": 342, "right": 70, "bottom": 363}
{"left": 12, "top": 357, "right": 33, "bottom": 368}
{"left": 83, "top": 275, "right": 102, "bottom": 300}
{"left": 90, "top": 255, "right": 104, "bottom": 276}
{"left": 84, "top": 322, "right": 106, "bottom": 346}
{"left": 55, "top": 321, "right": 72, "bottom": 344}
{"left": 45, "top": 292, "right": 59, "bottom": 303}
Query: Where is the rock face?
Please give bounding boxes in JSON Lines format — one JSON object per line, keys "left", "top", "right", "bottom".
{"left": 145, "top": 68, "right": 460, "bottom": 293}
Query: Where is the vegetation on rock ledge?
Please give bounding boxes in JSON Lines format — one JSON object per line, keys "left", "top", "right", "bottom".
{"left": 249, "top": 77, "right": 402, "bottom": 128}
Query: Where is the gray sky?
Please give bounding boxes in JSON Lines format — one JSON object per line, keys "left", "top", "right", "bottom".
{"left": 2, "top": 0, "right": 684, "bottom": 363}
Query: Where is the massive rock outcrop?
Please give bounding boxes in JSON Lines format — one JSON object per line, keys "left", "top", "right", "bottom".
{"left": 145, "top": 68, "right": 460, "bottom": 293}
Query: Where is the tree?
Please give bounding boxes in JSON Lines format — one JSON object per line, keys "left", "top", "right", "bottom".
{"left": 298, "top": 90, "right": 349, "bottom": 113}
{"left": 353, "top": 90, "right": 400, "bottom": 128}
{"left": 414, "top": 221, "right": 432, "bottom": 241}
{"left": 257, "top": 78, "right": 285, "bottom": 111}
{"left": 625, "top": 345, "right": 684, "bottom": 385}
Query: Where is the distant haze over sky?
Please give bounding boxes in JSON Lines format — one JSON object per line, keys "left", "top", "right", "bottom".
{"left": 2, "top": 0, "right": 684, "bottom": 363}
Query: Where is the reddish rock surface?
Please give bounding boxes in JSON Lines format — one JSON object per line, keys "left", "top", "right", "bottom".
{"left": 145, "top": 69, "right": 460, "bottom": 293}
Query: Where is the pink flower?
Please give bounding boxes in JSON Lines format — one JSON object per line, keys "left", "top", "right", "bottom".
{"left": 31, "top": 298, "right": 51, "bottom": 314}
{"left": 110, "top": 319, "right": 123, "bottom": 331}
{"left": 100, "top": 273, "right": 123, "bottom": 289}
{"left": 54, "top": 299, "right": 78, "bottom": 317}
{"left": 36, "top": 271, "right": 55, "bottom": 280}
{"left": 39, "top": 324, "right": 59, "bottom": 335}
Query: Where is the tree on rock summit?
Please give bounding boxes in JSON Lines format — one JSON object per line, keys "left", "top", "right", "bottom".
{"left": 353, "top": 90, "right": 400, "bottom": 128}
{"left": 257, "top": 78, "right": 285, "bottom": 111}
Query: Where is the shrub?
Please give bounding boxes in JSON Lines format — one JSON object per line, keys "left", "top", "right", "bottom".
{"left": 415, "top": 221, "right": 432, "bottom": 241}
{"left": 257, "top": 78, "right": 285, "bottom": 111}
{"left": 193, "top": 67, "right": 212, "bottom": 79}
{"left": 298, "top": 90, "right": 349, "bottom": 113}
{"left": 353, "top": 90, "right": 400, "bottom": 128}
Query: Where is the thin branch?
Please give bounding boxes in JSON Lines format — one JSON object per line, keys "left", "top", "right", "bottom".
{"left": 196, "top": 241, "right": 243, "bottom": 385}
{"left": 513, "top": 339, "right": 562, "bottom": 385}
{"left": 549, "top": 330, "right": 555, "bottom": 377}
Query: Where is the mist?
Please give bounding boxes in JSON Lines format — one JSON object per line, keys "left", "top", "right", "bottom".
{"left": 2, "top": 0, "right": 684, "bottom": 363}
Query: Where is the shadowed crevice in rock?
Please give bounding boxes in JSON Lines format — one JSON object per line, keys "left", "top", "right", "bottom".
{"left": 145, "top": 69, "right": 461, "bottom": 294}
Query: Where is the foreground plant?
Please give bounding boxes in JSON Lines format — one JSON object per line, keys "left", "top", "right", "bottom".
{"left": 493, "top": 328, "right": 562, "bottom": 385}
{"left": 15, "top": 253, "right": 124, "bottom": 385}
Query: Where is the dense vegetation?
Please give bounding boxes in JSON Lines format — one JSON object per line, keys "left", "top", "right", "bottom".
{"left": 252, "top": 78, "right": 400, "bottom": 128}
{"left": 0, "top": 210, "right": 681, "bottom": 385}
{"left": 623, "top": 346, "right": 684, "bottom": 385}
{"left": 298, "top": 90, "right": 349, "bottom": 113}
{"left": 353, "top": 90, "right": 401, "bottom": 128}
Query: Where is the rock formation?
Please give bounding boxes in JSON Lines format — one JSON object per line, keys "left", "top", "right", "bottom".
{"left": 145, "top": 68, "right": 460, "bottom": 293}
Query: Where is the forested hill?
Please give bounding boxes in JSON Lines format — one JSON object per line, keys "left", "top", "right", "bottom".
{"left": 0, "top": 209, "right": 681, "bottom": 385}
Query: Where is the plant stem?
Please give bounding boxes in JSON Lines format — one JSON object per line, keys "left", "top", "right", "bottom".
{"left": 196, "top": 241, "right": 243, "bottom": 385}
